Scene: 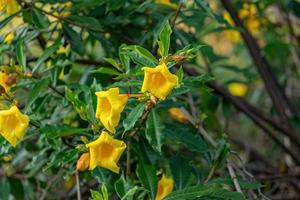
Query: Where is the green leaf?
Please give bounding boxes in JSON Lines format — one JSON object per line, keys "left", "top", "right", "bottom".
{"left": 136, "top": 162, "right": 158, "bottom": 200}
{"left": 63, "top": 24, "right": 84, "bottom": 54}
{"left": 121, "top": 186, "right": 143, "bottom": 200}
{"left": 41, "top": 124, "right": 88, "bottom": 139}
{"left": 183, "top": 74, "right": 214, "bottom": 88}
{"left": 26, "top": 78, "right": 50, "bottom": 112}
{"left": 101, "top": 183, "right": 109, "bottom": 200}
{"left": 0, "top": 177, "right": 10, "bottom": 200}
{"left": 164, "top": 184, "right": 246, "bottom": 200}
{"left": 176, "top": 66, "right": 184, "bottom": 84}
{"left": 211, "top": 176, "right": 262, "bottom": 190}
{"left": 165, "top": 123, "right": 209, "bottom": 154}
{"left": 90, "top": 189, "right": 104, "bottom": 200}
{"left": 123, "top": 103, "right": 145, "bottom": 131}
{"left": 0, "top": 11, "right": 20, "bottom": 29}
{"left": 170, "top": 155, "right": 192, "bottom": 190}
{"left": 16, "top": 39, "right": 26, "bottom": 71}
{"left": 158, "top": 20, "right": 172, "bottom": 57}
{"left": 122, "top": 45, "right": 158, "bottom": 67}
{"left": 145, "top": 110, "right": 164, "bottom": 153}
{"left": 119, "top": 44, "right": 131, "bottom": 72}
{"left": 31, "top": 9, "right": 50, "bottom": 29}
{"left": 115, "top": 175, "right": 133, "bottom": 199}
{"left": 91, "top": 67, "right": 121, "bottom": 76}
{"left": 66, "top": 15, "right": 102, "bottom": 31}
{"left": 32, "top": 39, "right": 61, "bottom": 73}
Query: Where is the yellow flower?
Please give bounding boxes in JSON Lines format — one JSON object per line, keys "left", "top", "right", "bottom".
{"left": 0, "top": 72, "right": 11, "bottom": 92}
{"left": 86, "top": 131, "right": 126, "bottom": 173}
{"left": 0, "top": 106, "right": 30, "bottom": 147}
{"left": 155, "top": 174, "right": 174, "bottom": 200}
{"left": 0, "top": 0, "right": 19, "bottom": 15}
{"left": 168, "top": 107, "right": 189, "bottom": 123}
{"left": 57, "top": 45, "right": 70, "bottom": 55}
{"left": 76, "top": 152, "right": 90, "bottom": 171}
{"left": 155, "top": 0, "right": 178, "bottom": 9}
{"left": 223, "top": 3, "right": 260, "bottom": 43}
{"left": 228, "top": 82, "right": 248, "bottom": 97}
{"left": 95, "top": 88, "right": 128, "bottom": 133}
{"left": 141, "top": 63, "right": 178, "bottom": 100}
{"left": 3, "top": 33, "right": 14, "bottom": 44}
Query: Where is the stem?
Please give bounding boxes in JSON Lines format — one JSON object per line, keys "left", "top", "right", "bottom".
{"left": 227, "top": 163, "right": 243, "bottom": 193}
{"left": 75, "top": 170, "right": 82, "bottom": 200}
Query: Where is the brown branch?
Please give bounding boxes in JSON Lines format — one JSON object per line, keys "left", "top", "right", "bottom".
{"left": 220, "top": 0, "right": 295, "bottom": 123}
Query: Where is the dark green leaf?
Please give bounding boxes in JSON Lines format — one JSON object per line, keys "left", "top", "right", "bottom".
{"left": 170, "top": 155, "right": 192, "bottom": 190}
{"left": 16, "top": 39, "right": 26, "bottom": 71}
{"left": 122, "top": 45, "right": 158, "bottom": 67}
{"left": 91, "top": 67, "right": 121, "bottom": 76}
{"left": 123, "top": 103, "right": 145, "bottom": 131}
{"left": 26, "top": 78, "right": 50, "bottom": 112}
{"left": 136, "top": 162, "right": 158, "bottom": 200}
{"left": 158, "top": 20, "right": 172, "bottom": 57}
{"left": 32, "top": 39, "right": 61, "bottom": 73}
{"left": 165, "top": 123, "right": 209, "bottom": 154}
{"left": 164, "top": 184, "right": 246, "bottom": 200}
{"left": 31, "top": 9, "right": 50, "bottom": 29}
{"left": 63, "top": 24, "right": 84, "bottom": 54}
{"left": 41, "top": 124, "right": 88, "bottom": 139}
{"left": 145, "top": 110, "right": 164, "bottom": 153}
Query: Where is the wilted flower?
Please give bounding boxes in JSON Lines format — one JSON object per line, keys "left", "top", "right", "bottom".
{"left": 0, "top": 106, "right": 30, "bottom": 147}
{"left": 168, "top": 107, "right": 189, "bottom": 123}
{"left": 76, "top": 152, "right": 90, "bottom": 172}
{"left": 95, "top": 87, "right": 128, "bottom": 133}
{"left": 86, "top": 131, "right": 126, "bottom": 173}
{"left": 155, "top": 174, "right": 174, "bottom": 200}
{"left": 142, "top": 62, "right": 178, "bottom": 100}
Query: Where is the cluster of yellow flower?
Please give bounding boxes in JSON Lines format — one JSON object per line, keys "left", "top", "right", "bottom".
{"left": 224, "top": 3, "right": 260, "bottom": 43}
{"left": 76, "top": 62, "right": 177, "bottom": 199}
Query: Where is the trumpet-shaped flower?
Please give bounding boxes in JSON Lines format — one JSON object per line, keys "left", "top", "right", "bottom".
{"left": 168, "top": 107, "right": 188, "bottom": 123}
{"left": 0, "top": 0, "right": 19, "bottom": 15}
{"left": 141, "top": 63, "right": 178, "bottom": 100}
{"left": 86, "top": 131, "right": 126, "bottom": 173}
{"left": 0, "top": 72, "right": 11, "bottom": 92}
{"left": 0, "top": 106, "right": 30, "bottom": 147}
{"left": 95, "top": 88, "right": 128, "bottom": 133}
{"left": 155, "top": 174, "right": 174, "bottom": 200}
{"left": 76, "top": 152, "right": 90, "bottom": 172}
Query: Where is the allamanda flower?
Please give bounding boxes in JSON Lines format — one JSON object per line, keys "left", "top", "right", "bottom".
{"left": 0, "top": 0, "right": 19, "bottom": 15}
{"left": 95, "top": 87, "right": 128, "bottom": 134}
{"left": 142, "top": 62, "right": 178, "bottom": 100}
{"left": 0, "top": 106, "right": 30, "bottom": 147}
{"left": 76, "top": 152, "right": 90, "bottom": 172}
{"left": 86, "top": 131, "right": 126, "bottom": 173}
{"left": 155, "top": 174, "right": 174, "bottom": 200}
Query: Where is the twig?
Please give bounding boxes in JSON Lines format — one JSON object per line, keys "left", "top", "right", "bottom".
{"left": 39, "top": 171, "right": 63, "bottom": 200}
{"left": 227, "top": 163, "right": 243, "bottom": 193}
{"left": 126, "top": 140, "right": 131, "bottom": 177}
{"left": 171, "top": 3, "right": 183, "bottom": 29}
{"left": 75, "top": 170, "right": 82, "bottom": 200}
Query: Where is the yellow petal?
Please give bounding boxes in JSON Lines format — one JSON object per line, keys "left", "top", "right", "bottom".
{"left": 86, "top": 131, "right": 126, "bottom": 173}
{"left": 3, "top": 33, "right": 14, "bottom": 44}
{"left": 155, "top": 174, "right": 174, "bottom": 200}
{"left": 0, "top": 106, "right": 30, "bottom": 147}
{"left": 95, "top": 88, "right": 128, "bottom": 133}
{"left": 155, "top": 0, "right": 178, "bottom": 9}
{"left": 142, "top": 63, "right": 178, "bottom": 100}
{"left": 76, "top": 152, "right": 90, "bottom": 171}
{"left": 6, "top": 0, "right": 19, "bottom": 15}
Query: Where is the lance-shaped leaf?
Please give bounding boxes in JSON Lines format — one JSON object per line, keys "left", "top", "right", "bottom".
{"left": 145, "top": 110, "right": 164, "bottom": 153}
